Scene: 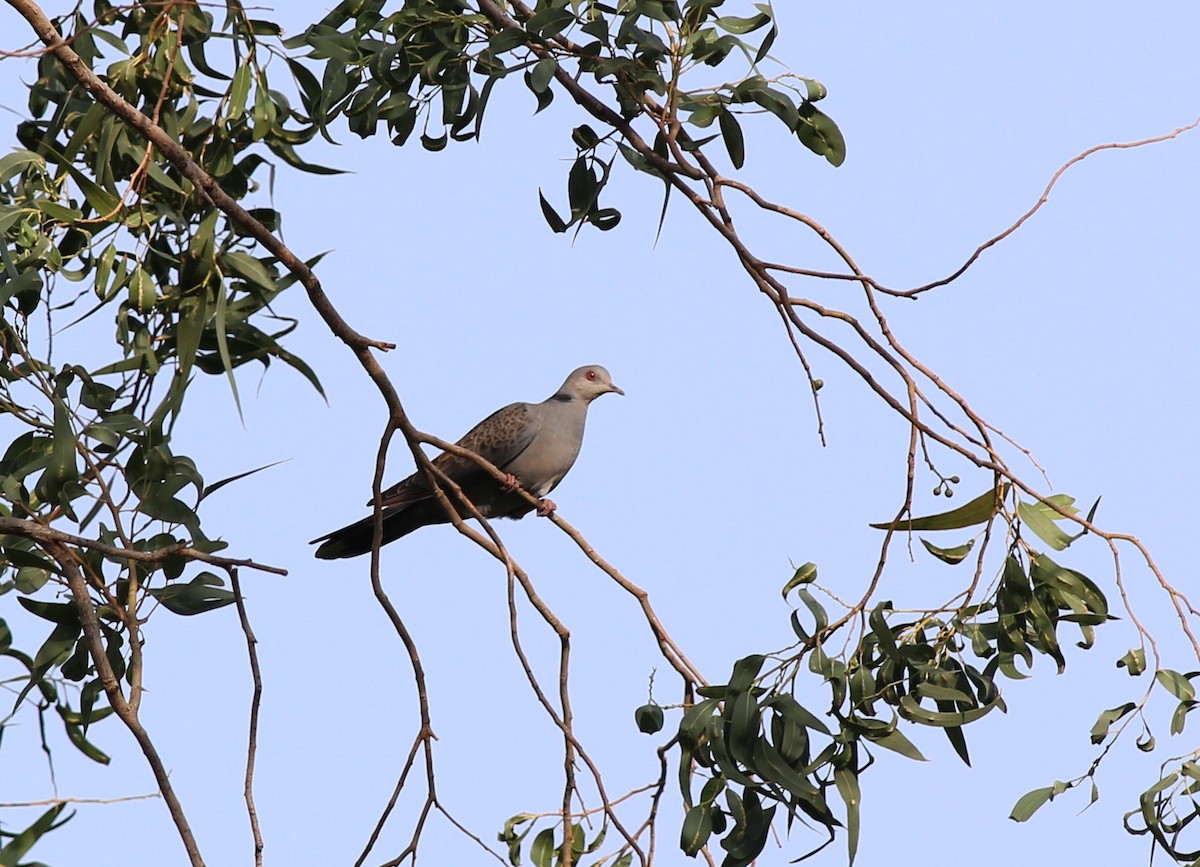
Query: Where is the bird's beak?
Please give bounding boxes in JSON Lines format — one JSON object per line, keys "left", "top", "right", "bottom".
{"left": 609, "top": 383, "right": 625, "bottom": 396}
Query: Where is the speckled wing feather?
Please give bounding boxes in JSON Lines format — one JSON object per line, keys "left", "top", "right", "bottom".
{"left": 372, "top": 402, "right": 542, "bottom": 509}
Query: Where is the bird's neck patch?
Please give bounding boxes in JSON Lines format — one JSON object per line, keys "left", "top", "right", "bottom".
{"left": 551, "top": 394, "right": 575, "bottom": 402}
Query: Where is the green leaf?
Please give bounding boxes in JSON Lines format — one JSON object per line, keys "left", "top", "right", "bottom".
{"left": 567, "top": 156, "right": 598, "bottom": 216}
{"left": 912, "top": 683, "right": 974, "bottom": 703}
{"left": 871, "top": 484, "right": 1007, "bottom": 531}
{"left": 58, "top": 713, "right": 111, "bottom": 764}
{"left": 0, "top": 803, "right": 69, "bottom": 865}
{"left": 793, "top": 588, "right": 828, "bottom": 633}
{"left": 898, "top": 694, "right": 996, "bottom": 727}
{"left": 1170, "top": 699, "right": 1194, "bottom": 736}
{"left": 728, "top": 691, "right": 761, "bottom": 762}
{"left": 799, "top": 77, "right": 827, "bottom": 101}
{"left": 714, "top": 13, "right": 771, "bottom": 34}
{"left": 16, "top": 598, "right": 78, "bottom": 625}
{"left": 220, "top": 250, "right": 278, "bottom": 294}
{"left": 1090, "top": 702, "right": 1136, "bottom": 745}
{"left": 528, "top": 57, "right": 557, "bottom": 93}
{"left": 128, "top": 266, "right": 157, "bottom": 313}
{"left": 944, "top": 724, "right": 972, "bottom": 766}
{"left": 46, "top": 387, "right": 79, "bottom": 500}
{"left": 718, "top": 110, "right": 745, "bottom": 169}
{"left": 1155, "top": 669, "right": 1196, "bottom": 703}
{"left": 1017, "top": 499, "right": 1075, "bottom": 550}
{"left": 489, "top": 28, "right": 527, "bottom": 54}
{"left": 796, "top": 103, "right": 846, "bottom": 167}
{"left": 32, "top": 620, "right": 82, "bottom": 670}
{"left": 537, "top": 189, "right": 567, "bottom": 233}
{"left": 0, "top": 269, "right": 44, "bottom": 311}
{"left": 862, "top": 726, "right": 928, "bottom": 762}
{"left": 530, "top": 827, "right": 555, "bottom": 867}
{"left": 754, "top": 24, "right": 778, "bottom": 64}
{"left": 1009, "top": 785, "right": 1054, "bottom": 822}
{"left": 0, "top": 149, "right": 43, "bottom": 182}
{"left": 727, "top": 654, "right": 766, "bottom": 693}
{"left": 200, "top": 460, "right": 288, "bottom": 502}
{"left": 147, "top": 573, "right": 236, "bottom": 616}
{"left": 781, "top": 562, "right": 817, "bottom": 597}
{"left": 1118, "top": 648, "right": 1147, "bottom": 675}
{"left": 228, "top": 64, "right": 252, "bottom": 120}
{"left": 765, "top": 693, "right": 832, "bottom": 736}
{"left": 588, "top": 207, "right": 621, "bottom": 231}
{"left": 750, "top": 736, "right": 820, "bottom": 800}
{"left": 680, "top": 803, "right": 713, "bottom": 856}
{"left": 919, "top": 537, "right": 976, "bottom": 564}
{"left": 833, "top": 765, "right": 861, "bottom": 865}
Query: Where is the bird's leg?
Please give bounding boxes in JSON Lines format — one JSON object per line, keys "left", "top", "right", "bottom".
{"left": 501, "top": 472, "right": 521, "bottom": 491}
{"left": 536, "top": 499, "right": 557, "bottom": 517}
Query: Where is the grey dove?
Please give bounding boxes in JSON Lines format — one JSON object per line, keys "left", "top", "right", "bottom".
{"left": 311, "top": 365, "right": 623, "bottom": 559}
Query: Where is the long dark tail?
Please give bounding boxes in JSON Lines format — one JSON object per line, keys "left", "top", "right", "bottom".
{"left": 311, "top": 501, "right": 451, "bottom": 559}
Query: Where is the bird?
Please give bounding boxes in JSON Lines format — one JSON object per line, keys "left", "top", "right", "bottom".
{"left": 311, "top": 365, "right": 624, "bottom": 559}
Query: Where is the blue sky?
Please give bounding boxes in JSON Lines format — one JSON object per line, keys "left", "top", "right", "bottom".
{"left": 2, "top": 2, "right": 1199, "bottom": 865}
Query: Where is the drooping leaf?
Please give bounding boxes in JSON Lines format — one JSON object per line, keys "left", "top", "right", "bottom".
{"left": 1009, "top": 785, "right": 1054, "bottom": 822}
{"left": 718, "top": 109, "right": 745, "bottom": 169}
{"left": 919, "top": 537, "right": 975, "bottom": 564}
{"left": 871, "top": 484, "right": 1007, "bottom": 531}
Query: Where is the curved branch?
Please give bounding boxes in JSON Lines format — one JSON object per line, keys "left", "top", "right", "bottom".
{"left": 0, "top": 516, "right": 288, "bottom": 576}
{"left": 48, "top": 539, "right": 206, "bottom": 867}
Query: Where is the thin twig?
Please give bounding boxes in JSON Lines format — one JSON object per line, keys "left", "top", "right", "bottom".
{"left": 0, "top": 516, "right": 288, "bottom": 576}
{"left": 0, "top": 792, "right": 161, "bottom": 807}
{"left": 229, "top": 567, "right": 265, "bottom": 867}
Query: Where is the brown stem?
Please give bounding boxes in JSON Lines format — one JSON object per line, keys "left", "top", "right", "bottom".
{"left": 229, "top": 567, "right": 265, "bottom": 866}
{"left": 0, "top": 516, "right": 287, "bottom": 576}
{"left": 48, "top": 540, "right": 206, "bottom": 867}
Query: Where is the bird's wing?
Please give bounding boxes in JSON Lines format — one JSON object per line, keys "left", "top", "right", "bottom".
{"left": 372, "top": 402, "right": 542, "bottom": 509}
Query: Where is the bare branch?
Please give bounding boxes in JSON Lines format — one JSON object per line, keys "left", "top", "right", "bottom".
{"left": 0, "top": 516, "right": 287, "bottom": 576}
{"left": 229, "top": 568, "right": 265, "bottom": 867}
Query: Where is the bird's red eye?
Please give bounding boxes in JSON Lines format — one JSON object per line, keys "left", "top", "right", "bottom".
{"left": 586, "top": 370, "right": 596, "bottom": 380}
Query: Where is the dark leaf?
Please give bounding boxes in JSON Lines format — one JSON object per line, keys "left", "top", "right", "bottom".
{"left": 147, "top": 572, "right": 236, "bottom": 616}
{"left": 795, "top": 103, "right": 846, "bottom": 167}
{"left": 0, "top": 803, "right": 70, "bottom": 864}
{"left": 718, "top": 110, "right": 745, "bottom": 168}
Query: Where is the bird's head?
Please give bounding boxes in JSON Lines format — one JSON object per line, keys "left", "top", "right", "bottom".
{"left": 559, "top": 365, "right": 624, "bottom": 402}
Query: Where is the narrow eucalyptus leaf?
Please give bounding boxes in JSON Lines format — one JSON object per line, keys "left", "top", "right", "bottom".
{"left": 863, "top": 727, "right": 927, "bottom": 762}
{"left": 872, "top": 484, "right": 1006, "bottom": 531}
{"left": 1017, "top": 500, "right": 1073, "bottom": 550}
{"left": 718, "top": 110, "right": 745, "bottom": 169}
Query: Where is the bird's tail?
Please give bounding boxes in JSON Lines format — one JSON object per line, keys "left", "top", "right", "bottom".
{"left": 310, "top": 502, "right": 450, "bottom": 559}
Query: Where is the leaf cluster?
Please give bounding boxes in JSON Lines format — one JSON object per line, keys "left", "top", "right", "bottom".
{"left": 285, "top": 0, "right": 845, "bottom": 235}
{"left": 1, "top": 4, "right": 324, "bottom": 854}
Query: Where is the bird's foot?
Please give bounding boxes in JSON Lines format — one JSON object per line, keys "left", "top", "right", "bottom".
{"left": 536, "top": 498, "right": 557, "bottom": 517}
{"left": 501, "top": 472, "right": 521, "bottom": 492}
